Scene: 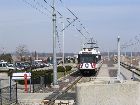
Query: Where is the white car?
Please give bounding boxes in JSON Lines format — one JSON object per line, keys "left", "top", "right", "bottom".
{"left": 0, "top": 61, "right": 15, "bottom": 71}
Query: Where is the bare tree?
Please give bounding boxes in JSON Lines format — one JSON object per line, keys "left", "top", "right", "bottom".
{"left": 16, "top": 44, "right": 29, "bottom": 61}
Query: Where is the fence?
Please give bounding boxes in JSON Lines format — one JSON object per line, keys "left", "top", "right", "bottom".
{"left": 32, "top": 73, "right": 52, "bottom": 93}
{"left": 0, "top": 79, "right": 17, "bottom": 105}
{"left": 14, "top": 73, "right": 53, "bottom": 93}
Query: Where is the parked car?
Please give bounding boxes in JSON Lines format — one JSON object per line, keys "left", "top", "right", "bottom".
{"left": 0, "top": 61, "right": 15, "bottom": 71}
{"left": 34, "top": 60, "right": 45, "bottom": 68}
{"left": 8, "top": 63, "right": 14, "bottom": 67}
{"left": 23, "top": 62, "right": 31, "bottom": 70}
{"left": 15, "top": 62, "right": 25, "bottom": 70}
{"left": 44, "top": 63, "right": 50, "bottom": 67}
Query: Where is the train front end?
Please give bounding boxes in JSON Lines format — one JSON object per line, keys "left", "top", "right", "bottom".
{"left": 78, "top": 48, "right": 99, "bottom": 75}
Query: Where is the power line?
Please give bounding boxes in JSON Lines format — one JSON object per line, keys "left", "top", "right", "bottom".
{"left": 43, "top": 0, "right": 77, "bottom": 32}
{"left": 67, "top": 19, "right": 88, "bottom": 39}
{"left": 61, "top": 18, "right": 77, "bottom": 32}
{"left": 43, "top": 0, "right": 91, "bottom": 40}
{"left": 121, "top": 35, "right": 140, "bottom": 50}
{"left": 22, "top": 0, "right": 97, "bottom": 50}
{"left": 21, "top": 0, "right": 52, "bottom": 19}
{"left": 58, "top": 0, "right": 92, "bottom": 38}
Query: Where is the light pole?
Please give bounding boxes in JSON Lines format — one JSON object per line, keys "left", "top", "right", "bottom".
{"left": 108, "top": 50, "right": 110, "bottom": 61}
{"left": 130, "top": 51, "right": 132, "bottom": 67}
{"left": 117, "top": 36, "right": 121, "bottom": 79}
{"left": 130, "top": 50, "right": 134, "bottom": 80}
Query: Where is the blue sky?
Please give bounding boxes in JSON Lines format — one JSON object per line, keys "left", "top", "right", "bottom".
{"left": 0, "top": 0, "right": 140, "bottom": 53}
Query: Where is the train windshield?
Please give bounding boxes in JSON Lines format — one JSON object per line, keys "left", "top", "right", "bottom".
{"left": 78, "top": 54, "right": 97, "bottom": 63}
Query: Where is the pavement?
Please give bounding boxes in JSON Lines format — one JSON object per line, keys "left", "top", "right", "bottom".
{"left": 1, "top": 61, "right": 140, "bottom": 105}
{"left": 76, "top": 59, "right": 140, "bottom": 105}
{"left": 97, "top": 60, "right": 140, "bottom": 82}
{"left": 17, "top": 93, "right": 53, "bottom": 105}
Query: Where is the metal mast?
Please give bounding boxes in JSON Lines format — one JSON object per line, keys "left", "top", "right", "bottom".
{"left": 117, "top": 36, "right": 121, "bottom": 79}
{"left": 52, "top": 0, "right": 57, "bottom": 86}
{"left": 62, "top": 19, "right": 65, "bottom": 67}
{"left": 87, "top": 38, "right": 96, "bottom": 49}
{"left": 90, "top": 38, "right": 94, "bottom": 48}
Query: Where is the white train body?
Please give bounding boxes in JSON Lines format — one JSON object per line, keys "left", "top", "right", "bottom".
{"left": 78, "top": 48, "right": 102, "bottom": 75}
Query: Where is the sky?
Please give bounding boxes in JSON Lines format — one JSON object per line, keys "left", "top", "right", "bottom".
{"left": 0, "top": 0, "right": 140, "bottom": 53}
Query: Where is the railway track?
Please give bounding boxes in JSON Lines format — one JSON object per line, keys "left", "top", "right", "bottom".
{"left": 43, "top": 69, "right": 82, "bottom": 105}
{"left": 114, "top": 58, "right": 140, "bottom": 77}
{"left": 120, "top": 62, "right": 140, "bottom": 76}
{"left": 46, "top": 76, "right": 82, "bottom": 105}
{"left": 43, "top": 67, "right": 100, "bottom": 105}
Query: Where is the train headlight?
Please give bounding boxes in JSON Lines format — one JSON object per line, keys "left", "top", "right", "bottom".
{"left": 96, "top": 55, "right": 99, "bottom": 58}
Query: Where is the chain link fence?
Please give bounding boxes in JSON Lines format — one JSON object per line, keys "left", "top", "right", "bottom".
{"left": 0, "top": 79, "right": 17, "bottom": 105}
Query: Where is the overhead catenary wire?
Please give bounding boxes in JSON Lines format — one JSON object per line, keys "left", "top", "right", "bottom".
{"left": 57, "top": 0, "right": 78, "bottom": 19}
{"left": 44, "top": 0, "right": 63, "bottom": 17}
{"left": 43, "top": 0, "right": 92, "bottom": 41}
{"left": 67, "top": 19, "right": 88, "bottom": 40}
{"left": 43, "top": 0, "right": 91, "bottom": 44}
{"left": 22, "top": 0, "right": 62, "bottom": 53}
{"left": 22, "top": 0, "right": 98, "bottom": 52}
{"left": 44, "top": 0, "right": 77, "bottom": 32}
{"left": 22, "top": 0, "right": 52, "bottom": 19}
{"left": 32, "top": 0, "right": 52, "bottom": 14}
{"left": 121, "top": 35, "right": 140, "bottom": 50}
{"left": 107, "top": 35, "right": 140, "bottom": 59}
{"left": 58, "top": 0, "right": 92, "bottom": 38}
{"left": 61, "top": 18, "right": 78, "bottom": 32}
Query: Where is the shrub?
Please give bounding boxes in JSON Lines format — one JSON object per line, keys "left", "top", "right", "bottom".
{"left": 57, "top": 66, "right": 65, "bottom": 72}
{"left": 65, "top": 65, "right": 72, "bottom": 72}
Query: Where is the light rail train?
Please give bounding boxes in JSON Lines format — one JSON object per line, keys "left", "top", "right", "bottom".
{"left": 77, "top": 48, "right": 103, "bottom": 75}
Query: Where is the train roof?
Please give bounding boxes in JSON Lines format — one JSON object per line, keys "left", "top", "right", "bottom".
{"left": 79, "top": 48, "right": 98, "bottom": 54}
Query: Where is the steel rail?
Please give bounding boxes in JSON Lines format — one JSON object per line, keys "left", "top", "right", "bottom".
{"left": 45, "top": 76, "right": 82, "bottom": 105}
{"left": 44, "top": 62, "right": 102, "bottom": 105}
{"left": 120, "top": 62, "right": 140, "bottom": 76}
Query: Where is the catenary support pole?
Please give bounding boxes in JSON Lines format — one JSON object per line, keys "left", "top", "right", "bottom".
{"left": 0, "top": 80, "right": 2, "bottom": 105}
{"left": 62, "top": 19, "right": 65, "bottom": 67}
{"left": 52, "top": 0, "right": 58, "bottom": 86}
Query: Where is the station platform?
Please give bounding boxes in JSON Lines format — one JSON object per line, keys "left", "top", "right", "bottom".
{"left": 76, "top": 60, "right": 140, "bottom": 105}
{"left": 97, "top": 59, "right": 140, "bottom": 81}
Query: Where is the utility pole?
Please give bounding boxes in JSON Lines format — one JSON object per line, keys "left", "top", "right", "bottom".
{"left": 62, "top": 21, "right": 65, "bottom": 67}
{"left": 52, "top": 0, "right": 58, "bottom": 86}
{"left": 117, "top": 36, "right": 121, "bottom": 79}
{"left": 61, "top": 18, "right": 65, "bottom": 67}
